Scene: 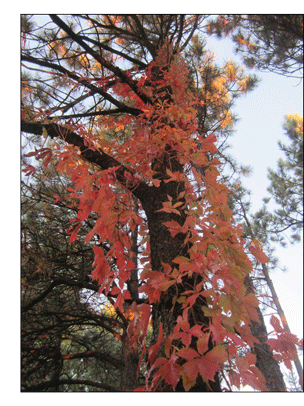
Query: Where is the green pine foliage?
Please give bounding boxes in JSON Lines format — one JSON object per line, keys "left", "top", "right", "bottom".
{"left": 254, "top": 115, "right": 303, "bottom": 246}
{"left": 208, "top": 15, "right": 303, "bottom": 78}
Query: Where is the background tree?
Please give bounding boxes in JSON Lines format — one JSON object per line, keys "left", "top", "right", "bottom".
{"left": 21, "top": 14, "right": 302, "bottom": 391}
{"left": 252, "top": 114, "right": 303, "bottom": 246}
{"left": 21, "top": 163, "right": 132, "bottom": 391}
{"left": 206, "top": 15, "right": 303, "bottom": 389}
{"left": 207, "top": 15, "right": 303, "bottom": 78}
{"left": 226, "top": 178, "right": 303, "bottom": 391}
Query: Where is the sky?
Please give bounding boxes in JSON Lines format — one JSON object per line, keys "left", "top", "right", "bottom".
{"left": 205, "top": 34, "right": 303, "bottom": 342}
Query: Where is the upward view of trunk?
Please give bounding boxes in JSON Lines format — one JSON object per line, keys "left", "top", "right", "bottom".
{"left": 141, "top": 149, "right": 221, "bottom": 391}
{"left": 260, "top": 263, "right": 303, "bottom": 390}
{"left": 121, "top": 332, "right": 140, "bottom": 391}
{"left": 245, "top": 275, "right": 286, "bottom": 391}
{"left": 241, "top": 202, "right": 302, "bottom": 391}
{"left": 251, "top": 307, "right": 286, "bottom": 391}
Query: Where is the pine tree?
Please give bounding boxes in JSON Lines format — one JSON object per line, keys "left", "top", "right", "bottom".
{"left": 207, "top": 15, "right": 303, "bottom": 78}
{"left": 254, "top": 114, "right": 303, "bottom": 246}
{"left": 21, "top": 164, "right": 125, "bottom": 391}
{"left": 21, "top": 15, "right": 302, "bottom": 391}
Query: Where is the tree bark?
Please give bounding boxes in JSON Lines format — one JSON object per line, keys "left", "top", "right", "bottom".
{"left": 121, "top": 332, "right": 140, "bottom": 391}
{"left": 140, "top": 150, "right": 221, "bottom": 391}
{"left": 245, "top": 275, "right": 286, "bottom": 391}
{"left": 260, "top": 263, "right": 303, "bottom": 390}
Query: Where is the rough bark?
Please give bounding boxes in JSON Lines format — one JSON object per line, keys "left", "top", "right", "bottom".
{"left": 141, "top": 150, "right": 221, "bottom": 391}
{"left": 260, "top": 263, "right": 303, "bottom": 390}
{"left": 121, "top": 333, "right": 140, "bottom": 391}
{"left": 245, "top": 275, "right": 286, "bottom": 391}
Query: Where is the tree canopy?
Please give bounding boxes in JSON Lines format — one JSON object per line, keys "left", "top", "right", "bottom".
{"left": 260, "top": 114, "right": 303, "bottom": 245}
{"left": 207, "top": 15, "right": 303, "bottom": 78}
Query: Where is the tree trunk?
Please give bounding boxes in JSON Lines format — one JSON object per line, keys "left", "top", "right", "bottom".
{"left": 245, "top": 275, "right": 286, "bottom": 391}
{"left": 260, "top": 263, "right": 303, "bottom": 390}
{"left": 140, "top": 149, "right": 221, "bottom": 391}
{"left": 121, "top": 333, "right": 140, "bottom": 391}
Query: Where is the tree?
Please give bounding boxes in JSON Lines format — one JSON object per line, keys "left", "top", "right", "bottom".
{"left": 21, "top": 14, "right": 302, "bottom": 391}
{"left": 241, "top": 115, "right": 303, "bottom": 390}
{"left": 21, "top": 164, "right": 129, "bottom": 391}
{"left": 226, "top": 178, "right": 303, "bottom": 391}
{"left": 253, "top": 114, "right": 303, "bottom": 246}
{"left": 207, "top": 15, "right": 303, "bottom": 78}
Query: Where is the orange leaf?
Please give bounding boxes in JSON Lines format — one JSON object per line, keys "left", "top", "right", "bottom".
{"left": 243, "top": 293, "right": 260, "bottom": 322}
{"left": 205, "top": 345, "right": 228, "bottom": 365}
{"left": 197, "top": 333, "right": 210, "bottom": 356}
{"left": 249, "top": 245, "right": 270, "bottom": 264}
{"left": 152, "top": 178, "right": 161, "bottom": 187}
{"left": 163, "top": 220, "right": 184, "bottom": 237}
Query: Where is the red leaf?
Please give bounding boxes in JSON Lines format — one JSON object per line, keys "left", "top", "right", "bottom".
{"left": 24, "top": 148, "right": 39, "bottom": 157}
{"left": 53, "top": 194, "right": 60, "bottom": 203}
{"left": 190, "top": 325, "right": 203, "bottom": 338}
{"left": 165, "top": 356, "right": 181, "bottom": 387}
{"left": 249, "top": 245, "right": 269, "bottom": 264}
{"left": 67, "top": 221, "right": 82, "bottom": 243}
{"left": 198, "top": 358, "right": 220, "bottom": 382}
{"left": 136, "top": 303, "right": 151, "bottom": 335}
{"left": 269, "top": 315, "right": 283, "bottom": 333}
{"left": 177, "top": 347, "right": 199, "bottom": 360}
{"left": 91, "top": 246, "right": 110, "bottom": 283}
{"left": 152, "top": 353, "right": 181, "bottom": 389}
{"left": 114, "top": 293, "right": 125, "bottom": 312}
{"left": 243, "top": 293, "right": 260, "bottom": 322}
{"left": 152, "top": 178, "right": 161, "bottom": 187}
{"left": 133, "top": 386, "right": 146, "bottom": 392}
{"left": 122, "top": 289, "right": 132, "bottom": 300}
{"left": 148, "top": 324, "right": 163, "bottom": 365}
{"left": 204, "top": 345, "right": 228, "bottom": 365}
{"left": 197, "top": 333, "right": 210, "bottom": 356}
{"left": 22, "top": 165, "right": 36, "bottom": 176}
{"left": 197, "top": 346, "right": 227, "bottom": 382}
{"left": 163, "top": 220, "right": 184, "bottom": 237}
{"left": 182, "top": 358, "right": 200, "bottom": 382}
{"left": 178, "top": 319, "right": 190, "bottom": 333}
{"left": 110, "top": 286, "right": 121, "bottom": 296}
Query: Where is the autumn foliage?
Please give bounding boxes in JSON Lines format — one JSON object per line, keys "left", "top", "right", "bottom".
{"left": 21, "top": 15, "right": 302, "bottom": 391}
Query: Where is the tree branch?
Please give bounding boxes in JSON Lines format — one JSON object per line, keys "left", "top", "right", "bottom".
{"left": 21, "top": 120, "right": 150, "bottom": 202}
{"left": 81, "top": 33, "right": 148, "bottom": 70}
{"left": 49, "top": 15, "right": 152, "bottom": 105}
{"left": 61, "top": 350, "right": 123, "bottom": 369}
{"left": 22, "top": 378, "right": 119, "bottom": 392}
{"left": 21, "top": 280, "right": 60, "bottom": 313}
{"left": 21, "top": 54, "right": 142, "bottom": 116}
{"left": 50, "top": 107, "right": 133, "bottom": 120}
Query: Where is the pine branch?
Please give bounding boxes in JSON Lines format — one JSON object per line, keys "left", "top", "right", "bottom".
{"left": 49, "top": 15, "right": 152, "bottom": 105}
